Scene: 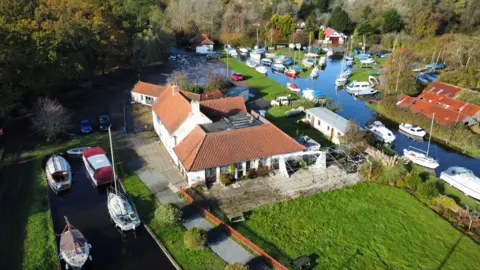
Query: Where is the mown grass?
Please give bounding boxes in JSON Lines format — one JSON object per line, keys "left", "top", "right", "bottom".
{"left": 349, "top": 67, "right": 380, "bottom": 82}
{"left": 233, "top": 183, "right": 480, "bottom": 269}
{"left": 122, "top": 170, "right": 226, "bottom": 270}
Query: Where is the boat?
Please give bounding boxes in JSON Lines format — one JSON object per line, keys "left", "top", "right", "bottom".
{"left": 106, "top": 127, "right": 141, "bottom": 232}
{"left": 326, "top": 50, "right": 333, "bottom": 58}
{"left": 250, "top": 53, "right": 262, "bottom": 60}
{"left": 67, "top": 147, "right": 91, "bottom": 156}
{"left": 265, "top": 53, "right": 276, "bottom": 58}
{"left": 304, "top": 53, "right": 319, "bottom": 58}
{"left": 295, "top": 43, "right": 301, "bottom": 50}
{"left": 403, "top": 114, "right": 439, "bottom": 169}
{"left": 346, "top": 80, "right": 378, "bottom": 96}
{"left": 284, "top": 69, "right": 297, "bottom": 78}
{"left": 412, "top": 66, "right": 428, "bottom": 73}
{"left": 318, "top": 57, "right": 326, "bottom": 67}
{"left": 302, "top": 89, "right": 323, "bottom": 100}
{"left": 289, "top": 43, "right": 295, "bottom": 49}
{"left": 365, "top": 120, "right": 396, "bottom": 144}
{"left": 227, "top": 48, "right": 237, "bottom": 57}
{"left": 283, "top": 58, "right": 293, "bottom": 66}
{"left": 293, "top": 65, "right": 303, "bottom": 72}
{"left": 310, "top": 66, "right": 319, "bottom": 78}
{"left": 59, "top": 216, "right": 91, "bottom": 269}
{"left": 239, "top": 48, "right": 249, "bottom": 56}
{"left": 272, "top": 63, "right": 285, "bottom": 72}
{"left": 261, "top": 58, "right": 272, "bottom": 66}
{"left": 345, "top": 60, "right": 354, "bottom": 67}
{"left": 426, "top": 63, "right": 445, "bottom": 69}
{"left": 246, "top": 59, "right": 257, "bottom": 68}
{"left": 45, "top": 155, "right": 72, "bottom": 193}
{"left": 256, "top": 66, "right": 268, "bottom": 75}
{"left": 302, "top": 58, "right": 315, "bottom": 68}
{"left": 360, "top": 58, "right": 375, "bottom": 64}
{"left": 399, "top": 123, "right": 427, "bottom": 138}
{"left": 368, "top": 75, "right": 379, "bottom": 86}
{"left": 287, "top": 82, "right": 300, "bottom": 92}
{"left": 335, "top": 77, "right": 348, "bottom": 87}
{"left": 82, "top": 146, "right": 114, "bottom": 186}
{"left": 345, "top": 55, "right": 353, "bottom": 61}
{"left": 340, "top": 69, "right": 352, "bottom": 78}
{"left": 440, "top": 167, "right": 480, "bottom": 200}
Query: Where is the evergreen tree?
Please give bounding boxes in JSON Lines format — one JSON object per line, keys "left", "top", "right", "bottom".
{"left": 327, "top": 7, "right": 351, "bottom": 33}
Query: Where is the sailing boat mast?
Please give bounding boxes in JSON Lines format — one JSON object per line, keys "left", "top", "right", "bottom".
{"left": 108, "top": 127, "right": 117, "bottom": 194}
{"left": 427, "top": 113, "right": 435, "bottom": 156}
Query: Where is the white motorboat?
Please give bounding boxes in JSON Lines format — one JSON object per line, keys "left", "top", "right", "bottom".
{"left": 295, "top": 43, "right": 301, "bottom": 50}
{"left": 310, "top": 66, "right": 319, "bottom": 78}
{"left": 246, "top": 59, "right": 257, "bottom": 68}
{"left": 261, "top": 58, "right": 273, "bottom": 66}
{"left": 399, "top": 124, "right": 427, "bottom": 138}
{"left": 287, "top": 82, "right": 300, "bottom": 92}
{"left": 360, "top": 58, "right": 375, "bottom": 64}
{"left": 289, "top": 43, "right": 295, "bottom": 49}
{"left": 326, "top": 50, "right": 333, "bottom": 58}
{"left": 302, "top": 58, "right": 315, "bottom": 68}
{"left": 106, "top": 127, "right": 141, "bottom": 232}
{"left": 227, "top": 49, "right": 238, "bottom": 57}
{"left": 250, "top": 53, "right": 262, "bottom": 60}
{"left": 256, "top": 66, "right": 268, "bottom": 75}
{"left": 239, "top": 48, "right": 249, "bottom": 56}
{"left": 265, "top": 53, "right": 276, "bottom": 59}
{"left": 304, "top": 52, "right": 319, "bottom": 58}
{"left": 365, "top": 120, "right": 396, "bottom": 144}
{"left": 45, "top": 155, "right": 72, "bottom": 193}
{"left": 318, "top": 57, "right": 326, "bottom": 67}
{"left": 82, "top": 146, "right": 114, "bottom": 186}
{"left": 335, "top": 77, "right": 348, "bottom": 87}
{"left": 440, "top": 167, "right": 480, "bottom": 200}
{"left": 67, "top": 147, "right": 91, "bottom": 156}
{"left": 345, "top": 55, "right": 353, "bottom": 61}
{"left": 403, "top": 114, "right": 439, "bottom": 169}
{"left": 346, "top": 81, "right": 377, "bottom": 96}
{"left": 272, "top": 63, "right": 285, "bottom": 72}
{"left": 60, "top": 216, "right": 91, "bottom": 269}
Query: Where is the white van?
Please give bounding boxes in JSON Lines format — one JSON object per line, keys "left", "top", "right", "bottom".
{"left": 196, "top": 45, "right": 210, "bottom": 55}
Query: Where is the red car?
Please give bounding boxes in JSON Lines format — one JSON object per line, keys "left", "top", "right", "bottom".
{"left": 231, "top": 72, "right": 244, "bottom": 81}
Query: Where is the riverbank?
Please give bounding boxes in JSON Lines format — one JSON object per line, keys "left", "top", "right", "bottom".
{"left": 366, "top": 101, "right": 480, "bottom": 158}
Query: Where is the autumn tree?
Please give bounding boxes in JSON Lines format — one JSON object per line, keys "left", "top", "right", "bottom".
{"left": 339, "top": 120, "right": 373, "bottom": 152}
{"left": 408, "top": 10, "right": 442, "bottom": 37}
{"left": 32, "top": 97, "right": 72, "bottom": 142}
{"left": 382, "top": 48, "right": 417, "bottom": 96}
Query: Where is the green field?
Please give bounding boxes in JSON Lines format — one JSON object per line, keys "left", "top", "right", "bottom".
{"left": 233, "top": 183, "right": 480, "bottom": 269}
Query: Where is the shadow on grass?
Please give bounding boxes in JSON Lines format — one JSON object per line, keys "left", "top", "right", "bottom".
{"left": 437, "top": 235, "right": 463, "bottom": 270}
{"left": 129, "top": 193, "right": 157, "bottom": 224}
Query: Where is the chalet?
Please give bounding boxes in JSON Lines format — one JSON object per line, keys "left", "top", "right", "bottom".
{"left": 397, "top": 82, "right": 480, "bottom": 126}
{"left": 323, "top": 27, "right": 346, "bottom": 45}
{"left": 131, "top": 81, "right": 165, "bottom": 106}
{"left": 190, "top": 34, "right": 215, "bottom": 50}
{"left": 151, "top": 84, "right": 306, "bottom": 186}
{"left": 305, "top": 107, "right": 349, "bottom": 144}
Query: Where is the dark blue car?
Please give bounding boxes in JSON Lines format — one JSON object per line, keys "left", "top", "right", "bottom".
{"left": 80, "top": 119, "right": 93, "bottom": 134}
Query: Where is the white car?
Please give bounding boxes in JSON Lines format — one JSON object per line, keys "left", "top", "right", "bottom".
{"left": 271, "top": 96, "right": 290, "bottom": 106}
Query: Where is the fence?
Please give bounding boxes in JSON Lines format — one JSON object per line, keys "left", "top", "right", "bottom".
{"left": 179, "top": 188, "right": 289, "bottom": 270}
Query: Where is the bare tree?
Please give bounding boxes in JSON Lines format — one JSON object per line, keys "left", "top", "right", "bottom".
{"left": 32, "top": 97, "right": 72, "bottom": 142}
{"left": 339, "top": 120, "right": 373, "bottom": 152}
{"left": 466, "top": 206, "right": 480, "bottom": 231}
{"left": 168, "top": 71, "right": 192, "bottom": 89}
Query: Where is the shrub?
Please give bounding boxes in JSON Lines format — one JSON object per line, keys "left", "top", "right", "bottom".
{"left": 257, "top": 165, "right": 270, "bottom": 177}
{"left": 154, "top": 203, "right": 182, "bottom": 226}
{"left": 184, "top": 227, "right": 207, "bottom": 250}
{"left": 417, "top": 181, "right": 439, "bottom": 201}
{"left": 186, "top": 85, "right": 204, "bottom": 94}
{"left": 396, "top": 178, "right": 407, "bottom": 188}
{"left": 427, "top": 195, "right": 458, "bottom": 215}
{"left": 220, "top": 173, "right": 234, "bottom": 186}
{"left": 204, "top": 74, "right": 232, "bottom": 91}
{"left": 225, "top": 263, "right": 249, "bottom": 270}
{"left": 247, "top": 169, "right": 258, "bottom": 179}
{"left": 405, "top": 172, "right": 422, "bottom": 191}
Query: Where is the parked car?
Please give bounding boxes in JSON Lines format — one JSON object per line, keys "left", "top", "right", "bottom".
{"left": 80, "top": 119, "right": 93, "bottom": 133}
{"left": 97, "top": 114, "right": 111, "bottom": 131}
{"left": 231, "top": 73, "right": 244, "bottom": 81}
{"left": 206, "top": 51, "right": 221, "bottom": 60}
{"left": 270, "top": 96, "right": 290, "bottom": 106}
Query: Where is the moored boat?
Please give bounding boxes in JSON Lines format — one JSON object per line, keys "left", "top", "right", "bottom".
{"left": 295, "top": 43, "right": 301, "bottom": 50}
{"left": 284, "top": 69, "right": 297, "bottom": 78}
{"left": 256, "top": 66, "right": 268, "bottom": 75}
{"left": 287, "top": 82, "right": 300, "bottom": 92}
{"left": 318, "top": 57, "right": 326, "bottom": 67}
{"left": 261, "top": 58, "right": 273, "bottom": 66}
{"left": 310, "top": 66, "right": 319, "bottom": 78}
{"left": 272, "top": 63, "right": 285, "bottom": 72}
{"left": 399, "top": 123, "right": 427, "bottom": 138}
{"left": 335, "top": 77, "right": 348, "bottom": 87}
{"left": 60, "top": 216, "right": 91, "bottom": 269}
{"left": 246, "top": 59, "right": 257, "bottom": 68}
{"left": 265, "top": 53, "right": 276, "bottom": 58}
{"left": 440, "top": 167, "right": 480, "bottom": 200}
{"left": 82, "top": 146, "right": 114, "bottom": 186}
{"left": 365, "top": 120, "right": 396, "bottom": 144}
{"left": 368, "top": 75, "right": 379, "bottom": 86}
{"left": 360, "top": 58, "right": 375, "bottom": 64}
{"left": 302, "top": 88, "right": 323, "bottom": 100}
{"left": 403, "top": 148, "right": 439, "bottom": 169}
{"left": 239, "top": 48, "right": 248, "bottom": 56}
{"left": 46, "top": 155, "right": 72, "bottom": 193}
{"left": 283, "top": 58, "right": 293, "bottom": 66}
{"left": 302, "top": 58, "right": 315, "bottom": 68}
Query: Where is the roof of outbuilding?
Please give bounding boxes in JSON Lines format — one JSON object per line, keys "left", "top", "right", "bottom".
{"left": 306, "top": 107, "right": 349, "bottom": 133}
{"left": 173, "top": 124, "right": 306, "bottom": 171}
{"left": 423, "top": 82, "right": 461, "bottom": 97}
{"left": 181, "top": 89, "right": 224, "bottom": 101}
{"left": 200, "top": 96, "right": 247, "bottom": 119}
{"left": 324, "top": 27, "right": 337, "bottom": 37}
{"left": 131, "top": 81, "right": 165, "bottom": 97}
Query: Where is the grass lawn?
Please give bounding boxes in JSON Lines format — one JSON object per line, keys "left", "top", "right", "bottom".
{"left": 233, "top": 183, "right": 480, "bottom": 269}
{"left": 122, "top": 170, "right": 226, "bottom": 270}
{"left": 349, "top": 67, "right": 380, "bottom": 82}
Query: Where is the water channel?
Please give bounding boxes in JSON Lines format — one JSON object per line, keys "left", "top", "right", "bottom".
{"left": 48, "top": 156, "right": 175, "bottom": 270}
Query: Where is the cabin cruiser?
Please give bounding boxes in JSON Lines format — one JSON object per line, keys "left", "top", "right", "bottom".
{"left": 227, "top": 48, "right": 237, "bottom": 57}
{"left": 346, "top": 80, "right": 378, "bottom": 96}
{"left": 440, "top": 167, "right": 480, "bottom": 200}
{"left": 335, "top": 77, "right": 348, "bottom": 87}
{"left": 283, "top": 58, "right": 293, "bottom": 66}
{"left": 261, "top": 58, "right": 272, "bottom": 66}
{"left": 287, "top": 82, "right": 300, "bottom": 92}
{"left": 239, "top": 48, "right": 248, "bottom": 56}
{"left": 365, "top": 120, "right": 396, "bottom": 144}
{"left": 59, "top": 217, "right": 91, "bottom": 269}
{"left": 302, "top": 89, "right": 323, "bottom": 100}
{"left": 265, "top": 53, "right": 276, "bottom": 59}
{"left": 302, "top": 58, "right": 316, "bottom": 68}
{"left": 399, "top": 124, "right": 427, "bottom": 138}
{"left": 246, "top": 59, "right": 257, "bottom": 68}
{"left": 403, "top": 148, "right": 439, "bottom": 169}
{"left": 285, "top": 69, "right": 297, "bottom": 78}
{"left": 318, "top": 57, "right": 326, "bottom": 67}
{"left": 82, "top": 146, "right": 114, "bottom": 186}
{"left": 310, "top": 66, "right": 319, "bottom": 78}
{"left": 45, "top": 155, "right": 72, "bottom": 193}
{"left": 256, "top": 66, "right": 268, "bottom": 75}
{"left": 272, "top": 63, "right": 285, "bottom": 72}
{"left": 360, "top": 58, "right": 375, "bottom": 64}
{"left": 250, "top": 53, "right": 262, "bottom": 60}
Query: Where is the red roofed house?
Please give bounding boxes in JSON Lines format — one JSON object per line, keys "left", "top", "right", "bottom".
{"left": 151, "top": 84, "right": 306, "bottom": 186}
{"left": 190, "top": 34, "right": 215, "bottom": 50}
{"left": 397, "top": 82, "right": 480, "bottom": 126}
{"left": 131, "top": 81, "right": 165, "bottom": 106}
{"left": 323, "top": 27, "right": 346, "bottom": 45}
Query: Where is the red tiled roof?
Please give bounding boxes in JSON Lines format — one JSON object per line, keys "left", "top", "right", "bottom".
{"left": 152, "top": 85, "right": 192, "bottom": 134}
{"left": 200, "top": 96, "right": 246, "bottom": 119}
{"left": 418, "top": 91, "right": 480, "bottom": 117}
{"left": 173, "top": 125, "right": 306, "bottom": 171}
{"left": 131, "top": 81, "right": 165, "bottom": 97}
{"left": 324, "top": 27, "right": 336, "bottom": 37}
{"left": 190, "top": 33, "right": 214, "bottom": 45}
{"left": 181, "top": 89, "right": 224, "bottom": 101}
{"left": 423, "top": 82, "right": 461, "bottom": 97}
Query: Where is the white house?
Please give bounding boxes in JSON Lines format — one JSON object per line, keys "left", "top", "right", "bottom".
{"left": 306, "top": 107, "right": 349, "bottom": 144}
{"left": 150, "top": 84, "right": 307, "bottom": 186}
{"left": 323, "top": 27, "right": 346, "bottom": 45}
{"left": 131, "top": 81, "right": 164, "bottom": 106}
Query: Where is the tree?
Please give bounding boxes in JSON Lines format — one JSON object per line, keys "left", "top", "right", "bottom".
{"left": 327, "top": 7, "right": 351, "bottom": 33}
{"left": 381, "top": 48, "right": 417, "bottom": 96}
{"left": 168, "top": 71, "right": 192, "bottom": 89}
{"left": 316, "top": 0, "right": 330, "bottom": 13}
{"left": 154, "top": 203, "right": 182, "bottom": 226}
{"left": 408, "top": 9, "right": 442, "bottom": 37}
{"left": 32, "top": 97, "right": 72, "bottom": 142}
{"left": 460, "top": 0, "right": 480, "bottom": 31}
{"left": 184, "top": 227, "right": 207, "bottom": 250}
{"left": 382, "top": 9, "right": 403, "bottom": 33}
{"left": 339, "top": 120, "right": 373, "bottom": 152}
{"left": 225, "top": 263, "right": 249, "bottom": 270}
{"left": 417, "top": 181, "right": 439, "bottom": 200}
{"left": 306, "top": 14, "right": 316, "bottom": 34}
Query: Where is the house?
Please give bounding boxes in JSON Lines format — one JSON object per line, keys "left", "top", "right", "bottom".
{"left": 305, "top": 107, "right": 349, "bottom": 144}
{"left": 151, "top": 84, "right": 306, "bottom": 186}
{"left": 323, "top": 27, "right": 346, "bottom": 45}
{"left": 397, "top": 82, "right": 480, "bottom": 126}
{"left": 131, "top": 81, "right": 165, "bottom": 106}
{"left": 190, "top": 34, "right": 215, "bottom": 50}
